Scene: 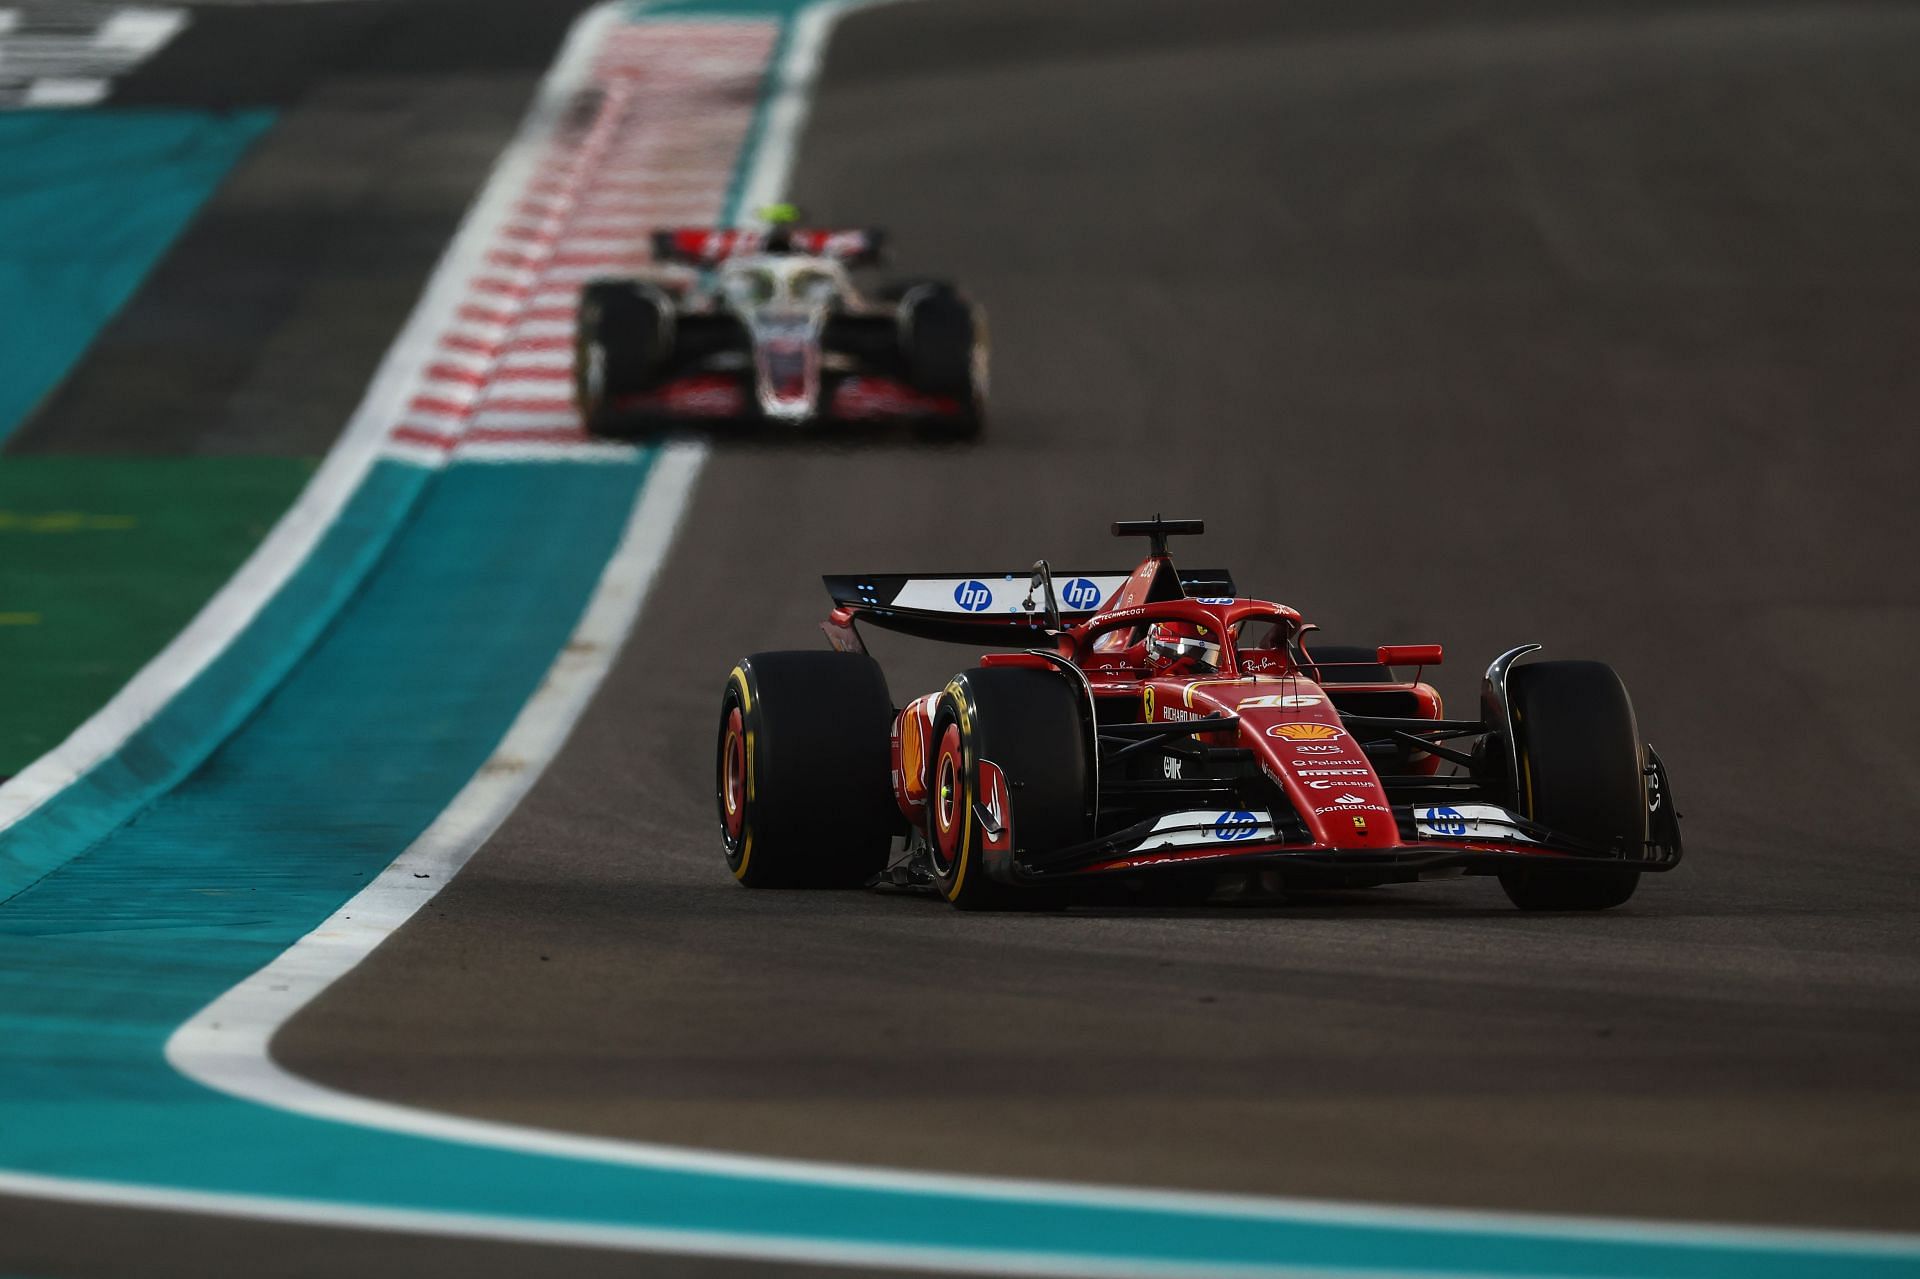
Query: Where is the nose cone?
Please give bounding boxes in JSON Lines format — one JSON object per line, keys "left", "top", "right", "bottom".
{"left": 1179, "top": 679, "right": 1398, "bottom": 848}
{"left": 752, "top": 310, "right": 820, "bottom": 421}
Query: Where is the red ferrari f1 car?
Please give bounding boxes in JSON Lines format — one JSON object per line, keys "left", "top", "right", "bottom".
{"left": 574, "top": 225, "right": 985, "bottom": 437}
{"left": 716, "top": 518, "right": 1682, "bottom": 910}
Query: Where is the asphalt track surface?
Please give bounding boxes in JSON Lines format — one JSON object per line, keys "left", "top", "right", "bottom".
{"left": 287, "top": 0, "right": 1920, "bottom": 1237}
{"left": 9, "top": 0, "right": 1920, "bottom": 1273}
{"left": 8, "top": 0, "right": 596, "bottom": 458}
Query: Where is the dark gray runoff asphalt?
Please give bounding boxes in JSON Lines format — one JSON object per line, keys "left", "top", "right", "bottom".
{"left": 7, "top": 0, "right": 595, "bottom": 458}
{"left": 281, "top": 0, "right": 1920, "bottom": 1238}
{"left": 8, "top": 0, "right": 1920, "bottom": 1274}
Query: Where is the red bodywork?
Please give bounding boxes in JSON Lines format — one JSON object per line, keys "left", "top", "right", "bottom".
{"left": 859, "top": 549, "right": 1599, "bottom": 887}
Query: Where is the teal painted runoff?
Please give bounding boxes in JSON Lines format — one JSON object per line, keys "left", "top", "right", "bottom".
{"left": 0, "top": 109, "right": 275, "bottom": 442}
{"left": 0, "top": 451, "right": 1904, "bottom": 1279}
{"left": 0, "top": 479, "right": 1912, "bottom": 1279}
{"left": 0, "top": 463, "right": 429, "bottom": 903}
{"left": 0, "top": 7, "right": 1916, "bottom": 1277}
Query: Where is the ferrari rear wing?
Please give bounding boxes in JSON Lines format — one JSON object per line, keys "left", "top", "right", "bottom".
{"left": 652, "top": 227, "right": 885, "bottom": 266}
{"left": 822, "top": 568, "right": 1237, "bottom": 646}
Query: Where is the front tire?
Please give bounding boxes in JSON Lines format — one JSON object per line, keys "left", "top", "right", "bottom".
{"left": 718, "top": 652, "right": 896, "bottom": 888}
{"left": 927, "top": 668, "right": 1090, "bottom": 910}
{"left": 1497, "top": 660, "right": 1647, "bottom": 911}
{"left": 576, "top": 280, "right": 672, "bottom": 434}
{"left": 897, "top": 284, "right": 986, "bottom": 440}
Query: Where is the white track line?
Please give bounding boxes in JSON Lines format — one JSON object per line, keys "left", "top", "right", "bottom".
{"left": 168, "top": 0, "right": 1920, "bottom": 1258}
{"left": 0, "top": 1171, "right": 1397, "bottom": 1279}
{"left": 371, "top": 9, "right": 773, "bottom": 465}
{"left": 20, "top": 0, "right": 1920, "bottom": 1271}
{"left": 0, "top": 3, "right": 625, "bottom": 843}
{"left": 168, "top": 441, "right": 708, "bottom": 1112}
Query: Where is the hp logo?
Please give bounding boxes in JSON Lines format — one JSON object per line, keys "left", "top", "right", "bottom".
{"left": 953, "top": 580, "right": 993, "bottom": 612}
{"left": 1060, "top": 577, "right": 1102, "bottom": 610}
{"left": 1425, "top": 806, "right": 1469, "bottom": 836}
{"left": 1212, "top": 811, "right": 1259, "bottom": 841}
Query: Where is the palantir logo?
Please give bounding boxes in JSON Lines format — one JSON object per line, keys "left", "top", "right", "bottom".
{"left": 1212, "top": 811, "right": 1259, "bottom": 841}
{"left": 1424, "top": 806, "right": 1469, "bottom": 836}
{"left": 1061, "top": 577, "right": 1102, "bottom": 610}
{"left": 953, "top": 580, "right": 993, "bottom": 612}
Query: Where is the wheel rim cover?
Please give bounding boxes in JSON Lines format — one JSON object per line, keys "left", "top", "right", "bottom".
{"left": 932, "top": 725, "right": 963, "bottom": 873}
{"left": 722, "top": 706, "right": 746, "bottom": 841}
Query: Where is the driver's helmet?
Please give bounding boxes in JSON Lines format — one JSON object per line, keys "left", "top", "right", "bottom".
{"left": 1145, "top": 621, "right": 1221, "bottom": 676}
{"left": 759, "top": 202, "right": 800, "bottom": 253}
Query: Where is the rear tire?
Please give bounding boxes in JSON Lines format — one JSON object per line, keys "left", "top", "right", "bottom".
{"left": 928, "top": 668, "right": 1089, "bottom": 910}
{"left": 1497, "top": 660, "right": 1646, "bottom": 911}
{"left": 718, "top": 652, "right": 896, "bottom": 888}
{"left": 576, "top": 280, "right": 672, "bottom": 434}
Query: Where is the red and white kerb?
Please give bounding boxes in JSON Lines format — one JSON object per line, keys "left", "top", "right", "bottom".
{"left": 382, "top": 19, "right": 779, "bottom": 466}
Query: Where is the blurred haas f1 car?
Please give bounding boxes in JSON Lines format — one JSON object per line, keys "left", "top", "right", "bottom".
{"left": 716, "top": 518, "right": 1682, "bottom": 910}
{"left": 574, "top": 221, "right": 986, "bottom": 437}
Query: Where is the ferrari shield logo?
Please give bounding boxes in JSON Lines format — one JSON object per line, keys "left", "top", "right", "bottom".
{"left": 1142, "top": 685, "right": 1155, "bottom": 720}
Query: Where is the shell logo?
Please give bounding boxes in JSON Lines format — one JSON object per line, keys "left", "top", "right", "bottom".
{"left": 1268, "top": 722, "right": 1339, "bottom": 741}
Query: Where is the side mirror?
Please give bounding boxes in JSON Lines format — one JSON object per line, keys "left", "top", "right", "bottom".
{"left": 1377, "top": 644, "right": 1443, "bottom": 668}
{"left": 1022, "top": 559, "right": 1063, "bottom": 631}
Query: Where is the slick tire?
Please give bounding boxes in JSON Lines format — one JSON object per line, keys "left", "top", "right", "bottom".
{"left": 927, "top": 668, "right": 1089, "bottom": 910}
{"left": 575, "top": 280, "right": 672, "bottom": 434}
{"left": 1497, "top": 660, "right": 1647, "bottom": 911}
{"left": 1305, "top": 644, "right": 1393, "bottom": 684}
{"left": 898, "top": 285, "right": 986, "bottom": 439}
{"left": 876, "top": 277, "right": 956, "bottom": 303}
{"left": 718, "top": 652, "right": 897, "bottom": 888}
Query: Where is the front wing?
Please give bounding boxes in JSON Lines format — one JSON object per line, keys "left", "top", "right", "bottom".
{"left": 993, "top": 804, "right": 1684, "bottom": 886}
{"left": 598, "top": 374, "right": 967, "bottom": 429}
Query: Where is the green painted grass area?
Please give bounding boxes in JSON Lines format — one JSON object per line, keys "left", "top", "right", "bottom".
{"left": 0, "top": 457, "right": 312, "bottom": 776}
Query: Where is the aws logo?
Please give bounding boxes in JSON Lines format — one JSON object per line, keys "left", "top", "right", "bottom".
{"left": 1268, "top": 723, "right": 1338, "bottom": 741}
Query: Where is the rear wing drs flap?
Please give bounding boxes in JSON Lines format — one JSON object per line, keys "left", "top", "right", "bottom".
{"left": 652, "top": 227, "right": 885, "bottom": 267}
{"left": 823, "top": 568, "right": 1238, "bottom": 647}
